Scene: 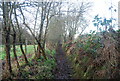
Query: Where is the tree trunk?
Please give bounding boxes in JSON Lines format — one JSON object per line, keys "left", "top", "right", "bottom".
{"left": 36, "top": 44, "right": 41, "bottom": 59}
{"left": 25, "top": 38, "right": 27, "bottom": 54}
{"left": 37, "top": 43, "right": 47, "bottom": 60}
{"left": 18, "top": 31, "right": 29, "bottom": 64}
{"left": 2, "top": 2, "right": 12, "bottom": 75}
{"left": 43, "top": 20, "right": 48, "bottom": 49}
{"left": 5, "top": 33, "right": 12, "bottom": 74}
{"left": 24, "top": 23, "right": 47, "bottom": 60}
{"left": 18, "top": 5, "right": 47, "bottom": 60}
{"left": 43, "top": 2, "right": 52, "bottom": 49}
{"left": 19, "top": 37, "right": 29, "bottom": 64}
{"left": 38, "top": 2, "right": 47, "bottom": 42}
{"left": 13, "top": 33, "right": 20, "bottom": 68}
{"left": 14, "top": 6, "right": 29, "bottom": 64}
{"left": 33, "top": 42, "right": 37, "bottom": 57}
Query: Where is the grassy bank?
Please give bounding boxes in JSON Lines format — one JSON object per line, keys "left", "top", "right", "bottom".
{"left": 0, "top": 45, "right": 36, "bottom": 60}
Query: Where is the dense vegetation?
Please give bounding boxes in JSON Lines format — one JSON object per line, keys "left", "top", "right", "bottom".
{"left": 2, "top": 46, "right": 56, "bottom": 79}
{"left": 64, "top": 30, "right": 120, "bottom": 79}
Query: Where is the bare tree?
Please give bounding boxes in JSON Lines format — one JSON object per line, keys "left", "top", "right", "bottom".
{"left": 17, "top": 2, "right": 47, "bottom": 59}
{"left": 14, "top": 4, "right": 29, "bottom": 64}
{"left": 65, "top": 2, "right": 92, "bottom": 41}
{"left": 9, "top": 3, "right": 20, "bottom": 68}
{"left": 19, "top": 2, "right": 59, "bottom": 59}
{"left": 2, "top": 2, "right": 12, "bottom": 75}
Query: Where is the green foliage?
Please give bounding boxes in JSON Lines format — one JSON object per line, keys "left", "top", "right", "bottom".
{"left": 1, "top": 45, "right": 56, "bottom": 79}
{"left": 67, "top": 30, "right": 119, "bottom": 79}
{"left": 10, "top": 48, "right": 56, "bottom": 79}
{"left": 34, "top": 65, "right": 54, "bottom": 79}
{"left": 36, "top": 59, "right": 56, "bottom": 79}
{"left": 45, "top": 49, "right": 56, "bottom": 56}
{"left": 45, "top": 49, "right": 51, "bottom": 54}
{"left": 93, "top": 15, "right": 116, "bottom": 32}
{"left": 68, "top": 53, "right": 93, "bottom": 79}
{"left": 77, "top": 33, "right": 102, "bottom": 56}
{"left": 117, "top": 29, "right": 120, "bottom": 33}
{"left": 92, "top": 15, "right": 102, "bottom": 27}
{"left": 66, "top": 33, "right": 103, "bottom": 79}
{"left": 44, "top": 58, "right": 56, "bottom": 67}
{"left": 33, "top": 49, "right": 56, "bottom": 79}
{"left": 51, "top": 49, "right": 56, "bottom": 56}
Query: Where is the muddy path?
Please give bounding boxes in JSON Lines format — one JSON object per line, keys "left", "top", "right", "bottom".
{"left": 54, "top": 45, "right": 73, "bottom": 79}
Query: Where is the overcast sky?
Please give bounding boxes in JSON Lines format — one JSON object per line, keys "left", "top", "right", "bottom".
{"left": 83, "top": 0, "right": 119, "bottom": 33}
{"left": 1, "top": 0, "right": 119, "bottom": 34}
{"left": 19, "top": 0, "right": 120, "bottom": 35}
{"left": 13, "top": 0, "right": 120, "bottom": 34}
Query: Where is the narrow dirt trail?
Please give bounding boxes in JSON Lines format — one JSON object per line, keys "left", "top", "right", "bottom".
{"left": 54, "top": 44, "right": 73, "bottom": 79}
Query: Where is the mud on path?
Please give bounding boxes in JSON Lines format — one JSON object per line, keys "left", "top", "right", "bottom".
{"left": 54, "top": 45, "right": 73, "bottom": 79}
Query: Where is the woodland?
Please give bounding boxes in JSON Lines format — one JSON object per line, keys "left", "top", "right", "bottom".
{"left": 0, "top": 0, "right": 120, "bottom": 80}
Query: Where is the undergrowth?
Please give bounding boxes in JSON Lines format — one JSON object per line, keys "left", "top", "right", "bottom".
{"left": 2, "top": 49, "right": 57, "bottom": 79}
{"left": 65, "top": 31, "right": 120, "bottom": 79}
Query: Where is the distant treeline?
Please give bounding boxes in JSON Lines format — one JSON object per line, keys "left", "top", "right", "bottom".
{"left": 0, "top": 28, "right": 34, "bottom": 45}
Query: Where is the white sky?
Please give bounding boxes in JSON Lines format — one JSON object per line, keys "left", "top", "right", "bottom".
{"left": 15, "top": 0, "right": 120, "bottom": 35}
{"left": 83, "top": 0, "right": 119, "bottom": 34}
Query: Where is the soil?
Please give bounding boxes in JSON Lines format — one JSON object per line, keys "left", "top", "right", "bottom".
{"left": 54, "top": 44, "right": 73, "bottom": 79}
